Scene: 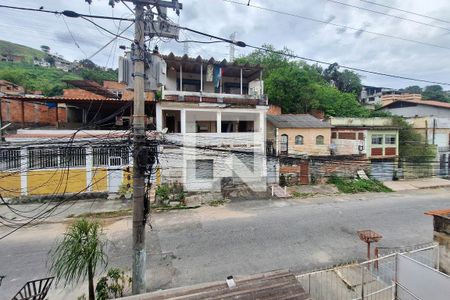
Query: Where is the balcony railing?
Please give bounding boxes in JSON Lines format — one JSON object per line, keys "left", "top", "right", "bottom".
{"left": 162, "top": 90, "right": 268, "bottom": 106}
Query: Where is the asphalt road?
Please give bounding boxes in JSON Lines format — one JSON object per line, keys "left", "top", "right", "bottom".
{"left": 0, "top": 188, "right": 449, "bottom": 299}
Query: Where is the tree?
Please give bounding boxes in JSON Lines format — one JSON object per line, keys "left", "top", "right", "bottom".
{"left": 79, "top": 59, "right": 97, "bottom": 69}
{"left": 237, "top": 45, "right": 369, "bottom": 117}
{"left": 391, "top": 116, "right": 436, "bottom": 163}
{"left": 422, "top": 85, "right": 448, "bottom": 102}
{"left": 402, "top": 85, "right": 422, "bottom": 94}
{"left": 49, "top": 218, "right": 107, "bottom": 300}
{"left": 41, "top": 45, "right": 50, "bottom": 53}
{"left": 322, "top": 63, "right": 362, "bottom": 95}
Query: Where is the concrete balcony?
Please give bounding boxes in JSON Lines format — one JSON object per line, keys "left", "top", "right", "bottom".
{"left": 164, "top": 132, "right": 265, "bottom": 150}
{"left": 162, "top": 90, "right": 268, "bottom": 106}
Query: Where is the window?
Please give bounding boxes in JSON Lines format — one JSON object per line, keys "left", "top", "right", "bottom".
{"left": 280, "top": 134, "right": 288, "bottom": 154}
{"left": 93, "top": 146, "right": 129, "bottom": 167}
{"left": 295, "top": 135, "right": 304, "bottom": 145}
{"left": 316, "top": 135, "right": 324, "bottom": 145}
{"left": 371, "top": 135, "right": 383, "bottom": 145}
{"left": 28, "top": 148, "right": 59, "bottom": 169}
{"left": 0, "top": 148, "right": 20, "bottom": 171}
{"left": 385, "top": 135, "right": 396, "bottom": 145}
{"left": 195, "top": 159, "right": 213, "bottom": 179}
{"left": 28, "top": 147, "right": 87, "bottom": 169}
{"left": 60, "top": 147, "right": 86, "bottom": 167}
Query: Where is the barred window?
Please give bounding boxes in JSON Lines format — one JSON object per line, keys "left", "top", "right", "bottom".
{"left": 0, "top": 148, "right": 21, "bottom": 171}
{"left": 93, "top": 146, "right": 129, "bottom": 166}
{"left": 28, "top": 148, "right": 59, "bottom": 169}
{"left": 60, "top": 147, "right": 86, "bottom": 167}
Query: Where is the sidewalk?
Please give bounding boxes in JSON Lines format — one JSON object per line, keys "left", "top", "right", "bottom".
{"left": 383, "top": 177, "right": 450, "bottom": 192}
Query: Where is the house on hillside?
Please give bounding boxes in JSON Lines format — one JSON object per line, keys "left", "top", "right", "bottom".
{"left": 0, "top": 80, "right": 24, "bottom": 96}
{"left": 156, "top": 53, "right": 269, "bottom": 193}
{"left": 266, "top": 114, "right": 332, "bottom": 157}
{"left": 330, "top": 117, "right": 399, "bottom": 181}
{"left": 380, "top": 99, "right": 450, "bottom": 118}
{"left": 0, "top": 53, "right": 24, "bottom": 63}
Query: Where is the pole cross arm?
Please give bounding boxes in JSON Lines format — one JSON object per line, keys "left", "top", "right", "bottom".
{"left": 122, "top": 0, "right": 183, "bottom": 10}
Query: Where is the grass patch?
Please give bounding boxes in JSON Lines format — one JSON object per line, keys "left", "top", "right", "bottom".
{"left": 328, "top": 176, "right": 392, "bottom": 194}
{"left": 69, "top": 209, "right": 132, "bottom": 219}
{"left": 208, "top": 199, "right": 227, "bottom": 207}
{"left": 291, "top": 191, "right": 315, "bottom": 198}
{"left": 151, "top": 204, "right": 200, "bottom": 212}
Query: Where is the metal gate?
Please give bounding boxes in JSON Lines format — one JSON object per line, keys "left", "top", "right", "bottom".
{"left": 108, "top": 156, "right": 123, "bottom": 193}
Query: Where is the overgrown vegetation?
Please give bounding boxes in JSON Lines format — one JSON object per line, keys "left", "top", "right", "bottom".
{"left": 0, "top": 41, "right": 117, "bottom": 96}
{"left": 236, "top": 45, "right": 372, "bottom": 117}
{"left": 392, "top": 116, "right": 437, "bottom": 163}
{"left": 95, "top": 268, "right": 132, "bottom": 299}
{"left": 0, "top": 61, "right": 117, "bottom": 96}
{"left": 155, "top": 183, "right": 186, "bottom": 204}
{"left": 328, "top": 175, "right": 392, "bottom": 193}
{"left": 68, "top": 209, "right": 132, "bottom": 219}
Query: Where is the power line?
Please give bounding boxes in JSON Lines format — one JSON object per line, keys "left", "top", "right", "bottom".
{"left": 61, "top": 15, "right": 88, "bottom": 58}
{"left": 179, "top": 26, "right": 450, "bottom": 86}
{"left": 0, "top": 4, "right": 134, "bottom": 21}
{"left": 327, "top": 0, "right": 450, "bottom": 33}
{"left": 357, "top": 0, "right": 450, "bottom": 25}
{"left": 221, "top": 0, "right": 450, "bottom": 52}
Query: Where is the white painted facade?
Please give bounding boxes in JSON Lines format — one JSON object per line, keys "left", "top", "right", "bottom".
{"left": 156, "top": 102, "right": 268, "bottom": 192}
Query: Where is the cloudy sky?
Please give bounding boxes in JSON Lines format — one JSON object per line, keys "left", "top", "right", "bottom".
{"left": 1, "top": 0, "right": 450, "bottom": 89}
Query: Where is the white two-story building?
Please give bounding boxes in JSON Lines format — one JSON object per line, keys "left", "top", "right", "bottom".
{"left": 155, "top": 53, "right": 269, "bottom": 192}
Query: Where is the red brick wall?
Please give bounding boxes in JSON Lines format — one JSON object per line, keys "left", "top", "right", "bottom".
{"left": 1, "top": 99, "right": 67, "bottom": 127}
{"left": 267, "top": 105, "right": 282, "bottom": 116}
{"left": 384, "top": 147, "right": 397, "bottom": 156}
{"left": 371, "top": 148, "right": 383, "bottom": 156}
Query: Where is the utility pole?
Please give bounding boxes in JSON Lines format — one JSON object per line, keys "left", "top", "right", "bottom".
{"left": 131, "top": 2, "right": 147, "bottom": 295}
{"left": 119, "top": 0, "right": 182, "bottom": 295}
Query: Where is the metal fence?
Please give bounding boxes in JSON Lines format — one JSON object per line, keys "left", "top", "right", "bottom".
{"left": 296, "top": 244, "right": 438, "bottom": 300}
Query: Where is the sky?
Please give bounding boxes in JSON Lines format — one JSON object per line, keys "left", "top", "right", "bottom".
{"left": 1, "top": 0, "right": 450, "bottom": 89}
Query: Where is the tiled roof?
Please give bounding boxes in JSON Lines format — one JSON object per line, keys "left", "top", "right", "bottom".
{"left": 267, "top": 114, "right": 331, "bottom": 128}
{"left": 381, "top": 99, "right": 450, "bottom": 109}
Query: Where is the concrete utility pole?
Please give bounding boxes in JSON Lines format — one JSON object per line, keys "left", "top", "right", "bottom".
{"left": 131, "top": 2, "right": 147, "bottom": 295}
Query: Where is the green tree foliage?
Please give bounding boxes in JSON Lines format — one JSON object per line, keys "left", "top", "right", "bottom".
{"left": 79, "top": 59, "right": 97, "bottom": 69}
{"left": 49, "top": 218, "right": 107, "bottom": 300}
{"left": 322, "top": 63, "right": 362, "bottom": 95}
{"left": 237, "top": 45, "right": 368, "bottom": 117}
{"left": 402, "top": 85, "right": 422, "bottom": 94}
{"left": 422, "top": 85, "right": 449, "bottom": 102}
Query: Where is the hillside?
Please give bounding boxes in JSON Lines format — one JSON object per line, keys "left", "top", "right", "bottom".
{"left": 0, "top": 40, "right": 45, "bottom": 62}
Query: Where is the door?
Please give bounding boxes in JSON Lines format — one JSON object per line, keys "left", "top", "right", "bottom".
{"left": 299, "top": 161, "right": 310, "bottom": 185}
{"left": 280, "top": 134, "right": 288, "bottom": 155}
{"left": 108, "top": 156, "right": 123, "bottom": 193}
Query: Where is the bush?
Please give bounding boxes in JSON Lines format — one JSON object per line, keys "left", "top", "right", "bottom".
{"left": 95, "top": 268, "right": 132, "bottom": 299}
{"left": 328, "top": 175, "right": 391, "bottom": 193}
{"left": 155, "top": 184, "right": 170, "bottom": 202}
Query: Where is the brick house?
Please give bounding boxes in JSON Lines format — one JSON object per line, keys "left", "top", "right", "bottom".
{"left": 330, "top": 117, "right": 399, "bottom": 181}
